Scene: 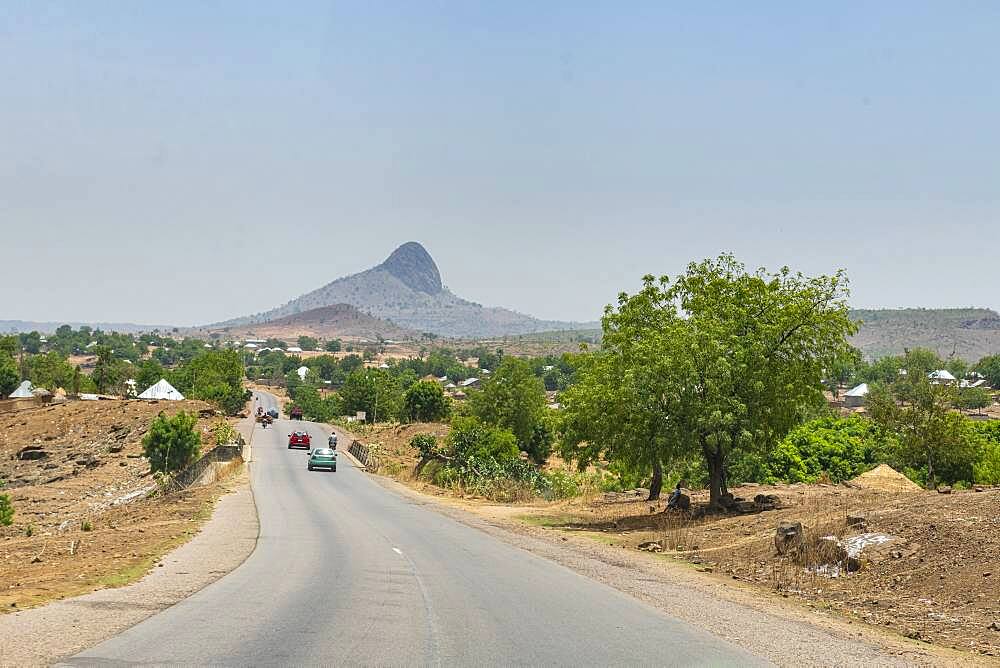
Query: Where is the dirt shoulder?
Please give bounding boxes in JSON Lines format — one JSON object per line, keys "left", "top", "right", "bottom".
{"left": 0, "top": 467, "right": 257, "bottom": 665}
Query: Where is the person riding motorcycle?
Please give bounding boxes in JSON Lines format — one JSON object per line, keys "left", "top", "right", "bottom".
{"left": 328, "top": 433, "right": 338, "bottom": 449}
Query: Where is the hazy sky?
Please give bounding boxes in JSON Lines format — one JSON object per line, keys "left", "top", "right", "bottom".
{"left": 2, "top": 2, "right": 998, "bottom": 326}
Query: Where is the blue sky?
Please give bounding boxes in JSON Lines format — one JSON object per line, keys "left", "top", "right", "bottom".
{"left": 1, "top": 2, "right": 998, "bottom": 324}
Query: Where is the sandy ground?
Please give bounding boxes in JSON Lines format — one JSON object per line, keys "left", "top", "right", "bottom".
{"left": 0, "top": 467, "right": 257, "bottom": 665}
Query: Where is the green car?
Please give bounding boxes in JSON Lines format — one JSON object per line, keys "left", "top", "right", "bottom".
{"left": 307, "top": 448, "right": 337, "bottom": 472}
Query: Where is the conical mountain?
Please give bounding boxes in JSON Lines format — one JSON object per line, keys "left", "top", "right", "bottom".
{"left": 213, "top": 242, "right": 592, "bottom": 337}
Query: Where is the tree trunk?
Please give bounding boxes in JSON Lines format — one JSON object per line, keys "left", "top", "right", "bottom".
{"left": 705, "top": 445, "right": 728, "bottom": 508}
{"left": 648, "top": 459, "right": 663, "bottom": 501}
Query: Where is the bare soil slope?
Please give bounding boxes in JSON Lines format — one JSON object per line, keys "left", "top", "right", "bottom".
{"left": 0, "top": 399, "right": 235, "bottom": 611}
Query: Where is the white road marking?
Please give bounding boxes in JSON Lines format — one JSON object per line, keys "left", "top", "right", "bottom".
{"left": 392, "top": 547, "right": 403, "bottom": 555}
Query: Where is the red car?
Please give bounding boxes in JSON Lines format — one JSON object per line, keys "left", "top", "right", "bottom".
{"left": 287, "top": 430, "right": 311, "bottom": 450}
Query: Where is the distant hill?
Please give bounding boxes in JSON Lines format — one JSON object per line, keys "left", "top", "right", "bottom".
{"left": 212, "top": 242, "right": 596, "bottom": 338}
{"left": 849, "top": 308, "right": 1000, "bottom": 361}
{"left": 201, "top": 304, "right": 413, "bottom": 341}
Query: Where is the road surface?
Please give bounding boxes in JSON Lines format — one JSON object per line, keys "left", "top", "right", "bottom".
{"left": 68, "top": 392, "right": 764, "bottom": 666}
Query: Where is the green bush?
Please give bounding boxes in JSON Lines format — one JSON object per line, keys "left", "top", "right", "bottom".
{"left": 0, "top": 493, "right": 13, "bottom": 526}
{"left": 766, "top": 416, "right": 894, "bottom": 484}
{"left": 143, "top": 411, "right": 202, "bottom": 474}
{"left": 973, "top": 421, "right": 1000, "bottom": 485}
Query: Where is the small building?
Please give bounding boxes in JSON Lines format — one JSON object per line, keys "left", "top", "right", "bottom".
{"left": 928, "top": 369, "right": 957, "bottom": 385}
{"left": 296, "top": 366, "right": 310, "bottom": 381}
{"left": 8, "top": 380, "right": 35, "bottom": 398}
{"left": 460, "top": 377, "right": 480, "bottom": 389}
{"left": 287, "top": 346, "right": 303, "bottom": 353}
{"left": 843, "top": 383, "right": 869, "bottom": 408}
{"left": 138, "top": 379, "right": 185, "bottom": 401}
{"left": 243, "top": 343, "right": 259, "bottom": 349}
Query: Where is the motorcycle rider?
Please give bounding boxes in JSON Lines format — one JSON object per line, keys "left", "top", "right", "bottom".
{"left": 328, "top": 432, "right": 338, "bottom": 449}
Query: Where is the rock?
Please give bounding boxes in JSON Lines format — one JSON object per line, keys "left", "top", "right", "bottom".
{"left": 633, "top": 488, "right": 650, "bottom": 498}
{"left": 975, "top": 486, "right": 985, "bottom": 492}
{"left": 775, "top": 521, "right": 803, "bottom": 555}
{"left": 989, "top": 621, "right": 1000, "bottom": 632}
{"left": 937, "top": 486, "right": 952, "bottom": 494}
{"left": 637, "top": 541, "right": 663, "bottom": 553}
{"left": 107, "top": 444, "right": 124, "bottom": 454}
{"left": 846, "top": 514, "right": 867, "bottom": 528}
{"left": 17, "top": 446, "right": 48, "bottom": 461}
{"left": 734, "top": 500, "right": 757, "bottom": 514}
{"left": 719, "top": 493, "right": 737, "bottom": 509}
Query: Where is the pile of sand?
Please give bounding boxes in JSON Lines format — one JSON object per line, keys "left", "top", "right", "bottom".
{"left": 850, "top": 464, "right": 923, "bottom": 493}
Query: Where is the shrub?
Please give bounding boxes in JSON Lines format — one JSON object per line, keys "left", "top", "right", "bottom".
{"left": 143, "top": 411, "right": 201, "bottom": 474}
{"left": 0, "top": 493, "right": 13, "bottom": 526}
{"left": 973, "top": 421, "right": 1000, "bottom": 485}
{"left": 767, "top": 416, "right": 895, "bottom": 484}
{"left": 212, "top": 420, "right": 240, "bottom": 446}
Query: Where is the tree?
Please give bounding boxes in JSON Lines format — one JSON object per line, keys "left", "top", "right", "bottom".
{"left": 403, "top": 381, "right": 449, "bottom": 422}
{"left": 562, "top": 257, "right": 856, "bottom": 508}
{"left": 298, "top": 336, "right": 318, "bottom": 351}
{"left": 324, "top": 339, "right": 342, "bottom": 353}
{"left": 142, "top": 411, "right": 202, "bottom": 473}
{"left": 867, "top": 373, "right": 980, "bottom": 487}
{"left": 91, "top": 345, "right": 128, "bottom": 394}
{"left": 956, "top": 387, "right": 992, "bottom": 414}
{"left": 172, "top": 350, "right": 246, "bottom": 414}
{"left": 468, "top": 358, "right": 551, "bottom": 463}
{"left": 27, "top": 351, "right": 77, "bottom": 390}
{"left": 339, "top": 368, "right": 402, "bottom": 422}
{"left": 975, "top": 354, "right": 1000, "bottom": 389}
{"left": 0, "top": 351, "right": 18, "bottom": 397}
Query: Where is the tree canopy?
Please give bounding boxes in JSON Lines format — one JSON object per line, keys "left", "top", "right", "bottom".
{"left": 562, "top": 255, "right": 856, "bottom": 507}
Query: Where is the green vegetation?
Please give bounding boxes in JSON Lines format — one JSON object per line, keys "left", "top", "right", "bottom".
{"left": 297, "top": 336, "right": 318, "bottom": 351}
{"left": 562, "top": 256, "right": 857, "bottom": 506}
{"left": 412, "top": 418, "right": 547, "bottom": 501}
{"left": 142, "top": 411, "right": 201, "bottom": 474}
{"left": 172, "top": 349, "right": 247, "bottom": 414}
{"left": 339, "top": 368, "right": 402, "bottom": 422}
{"left": 403, "top": 381, "right": 449, "bottom": 422}
{"left": 324, "top": 339, "right": 342, "bottom": 353}
{"left": 467, "top": 358, "right": 553, "bottom": 464}
{"left": 0, "top": 479, "right": 13, "bottom": 526}
{"left": 0, "top": 336, "right": 20, "bottom": 397}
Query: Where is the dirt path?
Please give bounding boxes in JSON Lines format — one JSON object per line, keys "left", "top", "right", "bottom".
{"left": 0, "top": 453, "right": 259, "bottom": 665}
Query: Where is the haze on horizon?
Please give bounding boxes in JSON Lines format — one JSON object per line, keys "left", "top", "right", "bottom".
{"left": 2, "top": 2, "right": 998, "bottom": 327}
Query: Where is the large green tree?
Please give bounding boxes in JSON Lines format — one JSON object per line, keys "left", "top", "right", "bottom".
{"left": 562, "top": 256, "right": 856, "bottom": 507}
{"left": 975, "top": 354, "right": 1000, "bottom": 389}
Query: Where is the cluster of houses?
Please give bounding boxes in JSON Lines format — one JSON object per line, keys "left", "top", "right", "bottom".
{"left": 843, "top": 369, "right": 993, "bottom": 409}
{"left": 421, "top": 373, "right": 484, "bottom": 400}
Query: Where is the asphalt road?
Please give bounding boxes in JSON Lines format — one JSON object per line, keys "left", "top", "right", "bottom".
{"left": 68, "top": 392, "right": 765, "bottom": 666}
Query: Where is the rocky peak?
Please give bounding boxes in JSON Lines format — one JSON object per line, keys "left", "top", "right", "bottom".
{"left": 379, "top": 242, "right": 442, "bottom": 295}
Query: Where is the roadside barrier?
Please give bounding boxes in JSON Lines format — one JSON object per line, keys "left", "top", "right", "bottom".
{"left": 165, "top": 442, "right": 244, "bottom": 492}
{"left": 348, "top": 441, "right": 380, "bottom": 472}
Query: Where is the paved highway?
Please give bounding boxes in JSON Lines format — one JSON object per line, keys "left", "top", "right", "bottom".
{"left": 69, "top": 392, "right": 764, "bottom": 666}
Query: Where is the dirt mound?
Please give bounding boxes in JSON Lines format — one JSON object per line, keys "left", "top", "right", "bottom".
{"left": 849, "top": 464, "right": 922, "bottom": 493}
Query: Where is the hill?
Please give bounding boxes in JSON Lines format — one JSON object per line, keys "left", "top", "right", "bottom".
{"left": 203, "top": 304, "right": 413, "bottom": 341}
{"left": 213, "top": 242, "right": 595, "bottom": 338}
{"left": 849, "top": 308, "right": 1000, "bottom": 360}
